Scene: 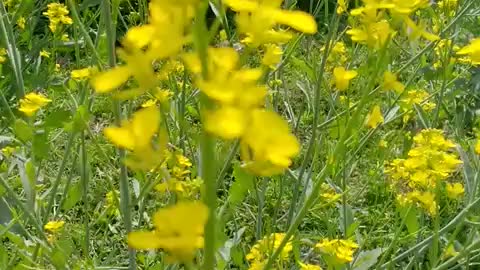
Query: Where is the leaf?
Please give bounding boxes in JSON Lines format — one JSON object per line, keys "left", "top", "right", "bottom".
{"left": 290, "top": 56, "right": 315, "bottom": 81}
{"left": 338, "top": 204, "right": 354, "bottom": 236}
{"left": 228, "top": 164, "right": 254, "bottom": 206}
{"left": 44, "top": 109, "right": 71, "bottom": 129}
{"left": 14, "top": 119, "right": 33, "bottom": 142}
{"left": 64, "top": 105, "right": 90, "bottom": 133}
{"left": 32, "top": 131, "right": 50, "bottom": 160}
{"left": 399, "top": 205, "right": 419, "bottom": 235}
{"left": 62, "top": 181, "right": 83, "bottom": 211}
{"left": 353, "top": 248, "right": 383, "bottom": 270}
{"left": 383, "top": 106, "right": 399, "bottom": 124}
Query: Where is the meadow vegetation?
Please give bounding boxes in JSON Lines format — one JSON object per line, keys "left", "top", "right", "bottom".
{"left": 1, "top": 0, "right": 480, "bottom": 269}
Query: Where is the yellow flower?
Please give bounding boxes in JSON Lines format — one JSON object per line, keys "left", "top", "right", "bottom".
{"left": 40, "top": 50, "right": 51, "bottom": 58}
{"left": 442, "top": 244, "right": 459, "bottom": 259}
{"left": 404, "top": 17, "right": 439, "bottom": 42}
{"left": 246, "top": 233, "right": 293, "bottom": 266}
{"left": 382, "top": 71, "right": 405, "bottom": 93}
{"left": 446, "top": 183, "right": 464, "bottom": 199}
{"left": 475, "top": 140, "right": 480, "bottom": 155}
{"left": 262, "top": 44, "right": 283, "bottom": 69}
{"left": 17, "top": 17, "right": 26, "bottom": 29}
{"left": 18, "top": 92, "right": 52, "bottom": 117}
{"left": 347, "top": 20, "right": 395, "bottom": 49}
{"left": 337, "top": 0, "right": 347, "bottom": 14}
{"left": 299, "top": 262, "right": 322, "bottom": 270}
{"left": 43, "top": 3, "right": 73, "bottom": 32}
{"left": 316, "top": 238, "right": 359, "bottom": 264}
{"left": 241, "top": 109, "right": 300, "bottom": 176}
{"left": 0, "top": 48, "right": 6, "bottom": 63}
{"left": 104, "top": 106, "right": 159, "bottom": 150}
{"left": 224, "top": 0, "right": 317, "bottom": 47}
{"left": 457, "top": 38, "right": 480, "bottom": 65}
{"left": 104, "top": 106, "right": 166, "bottom": 170}
{"left": 141, "top": 99, "right": 157, "bottom": 108}
{"left": 127, "top": 201, "right": 208, "bottom": 262}
{"left": 61, "top": 33, "right": 69, "bottom": 41}
{"left": 319, "top": 183, "right": 341, "bottom": 204}
{"left": 365, "top": 105, "right": 384, "bottom": 128}
{"left": 44, "top": 220, "right": 65, "bottom": 233}
{"left": 71, "top": 67, "right": 94, "bottom": 81}
{"left": 333, "top": 67, "right": 357, "bottom": 91}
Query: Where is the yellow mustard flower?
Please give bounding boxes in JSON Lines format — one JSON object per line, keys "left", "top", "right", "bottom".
{"left": 18, "top": 92, "right": 52, "bottom": 116}
{"left": 319, "top": 183, "right": 341, "bottom": 204}
{"left": 241, "top": 109, "right": 300, "bottom": 176}
{"left": 43, "top": 3, "right": 73, "bottom": 33}
{"left": 17, "top": 17, "right": 26, "bottom": 29}
{"left": 262, "top": 44, "right": 283, "bottom": 69}
{"left": 223, "top": 0, "right": 317, "bottom": 47}
{"left": 337, "top": 0, "right": 347, "bottom": 15}
{"left": 104, "top": 106, "right": 166, "bottom": 171}
{"left": 299, "top": 262, "right": 323, "bottom": 270}
{"left": 347, "top": 20, "right": 395, "bottom": 49}
{"left": 446, "top": 183, "right": 464, "bottom": 199}
{"left": 71, "top": 67, "right": 94, "bottom": 81}
{"left": 457, "top": 38, "right": 480, "bottom": 65}
{"left": 475, "top": 140, "right": 480, "bottom": 155}
{"left": 40, "top": 50, "right": 51, "bottom": 58}
{"left": 382, "top": 71, "right": 405, "bottom": 93}
{"left": 0, "top": 48, "right": 7, "bottom": 63}
{"left": 246, "top": 233, "right": 293, "bottom": 267}
{"left": 316, "top": 238, "right": 359, "bottom": 264}
{"left": 44, "top": 220, "right": 65, "bottom": 233}
{"left": 127, "top": 201, "right": 208, "bottom": 262}
{"left": 365, "top": 105, "right": 384, "bottom": 129}
{"left": 333, "top": 67, "right": 357, "bottom": 91}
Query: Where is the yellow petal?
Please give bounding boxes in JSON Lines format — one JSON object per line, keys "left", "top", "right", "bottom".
{"left": 127, "top": 231, "right": 162, "bottom": 249}
{"left": 104, "top": 126, "right": 135, "bottom": 150}
{"left": 272, "top": 10, "right": 317, "bottom": 34}
{"left": 91, "top": 66, "right": 131, "bottom": 93}
{"left": 131, "top": 106, "right": 160, "bottom": 148}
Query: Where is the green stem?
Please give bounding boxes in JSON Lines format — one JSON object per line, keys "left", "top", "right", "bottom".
{"left": 101, "top": 1, "right": 136, "bottom": 269}
{"left": 0, "top": 1, "right": 25, "bottom": 98}
{"left": 433, "top": 240, "right": 480, "bottom": 270}
{"left": 192, "top": 2, "right": 217, "bottom": 269}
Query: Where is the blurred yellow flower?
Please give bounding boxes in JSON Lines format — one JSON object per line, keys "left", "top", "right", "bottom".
{"left": 71, "top": 67, "right": 94, "bottom": 81}
{"left": 299, "top": 262, "right": 323, "bottom": 270}
{"left": 17, "top": 17, "right": 25, "bottom": 29}
{"left": 0, "top": 48, "right": 6, "bottom": 63}
{"left": 262, "top": 44, "right": 283, "bottom": 69}
{"left": 475, "top": 140, "right": 480, "bottom": 154}
{"left": 246, "top": 233, "right": 293, "bottom": 267}
{"left": 457, "top": 38, "right": 480, "bottom": 65}
{"left": 316, "top": 238, "right": 359, "bottom": 264}
{"left": 18, "top": 92, "right": 52, "bottom": 116}
{"left": 382, "top": 71, "right": 405, "bottom": 93}
{"left": 40, "top": 50, "right": 51, "bottom": 58}
{"left": 333, "top": 67, "right": 357, "bottom": 91}
{"left": 127, "top": 201, "right": 208, "bottom": 262}
{"left": 446, "top": 183, "right": 464, "bottom": 199}
{"left": 365, "top": 105, "right": 384, "bottom": 129}
{"left": 44, "top": 220, "right": 65, "bottom": 233}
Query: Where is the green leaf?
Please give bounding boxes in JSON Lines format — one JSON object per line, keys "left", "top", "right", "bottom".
{"left": 290, "top": 56, "right": 315, "bottom": 81}
{"left": 64, "top": 105, "right": 90, "bottom": 133}
{"left": 14, "top": 119, "right": 33, "bottom": 142}
{"left": 228, "top": 164, "right": 254, "bottom": 206}
{"left": 62, "top": 181, "right": 83, "bottom": 211}
{"left": 353, "top": 248, "right": 383, "bottom": 270}
{"left": 400, "top": 206, "right": 419, "bottom": 235}
{"left": 45, "top": 109, "right": 71, "bottom": 129}
{"left": 32, "top": 131, "right": 49, "bottom": 160}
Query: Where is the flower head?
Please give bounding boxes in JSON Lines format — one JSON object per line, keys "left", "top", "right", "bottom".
{"left": 43, "top": 3, "right": 72, "bottom": 32}
{"left": 44, "top": 220, "right": 65, "bottom": 233}
{"left": 18, "top": 92, "right": 52, "bottom": 116}
{"left": 365, "top": 105, "right": 384, "bottom": 129}
{"left": 333, "top": 67, "right": 357, "bottom": 91}
{"left": 457, "top": 38, "right": 480, "bottom": 65}
{"left": 128, "top": 201, "right": 208, "bottom": 262}
{"left": 316, "top": 238, "right": 359, "bottom": 264}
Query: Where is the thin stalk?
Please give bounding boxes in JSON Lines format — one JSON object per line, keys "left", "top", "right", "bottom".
{"left": 286, "top": 7, "right": 340, "bottom": 226}
{"left": 192, "top": 2, "right": 216, "bottom": 269}
{"left": 0, "top": 1, "right": 25, "bottom": 98}
{"left": 101, "top": 1, "right": 136, "bottom": 269}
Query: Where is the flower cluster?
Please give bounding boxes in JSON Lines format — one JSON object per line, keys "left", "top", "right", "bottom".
{"left": 246, "top": 233, "right": 293, "bottom": 270}
{"left": 346, "top": 0, "right": 438, "bottom": 50}
{"left": 127, "top": 201, "right": 208, "bottom": 262}
{"left": 315, "top": 238, "right": 359, "bottom": 265}
{"left": 154, "top": 151, "right": 203, "bottom": 199}
{"left": 385, "top": 129, "right": 463, "bottom": 215}
{"left": 43, "top": 3, "right": 73, "bottom": 33}
{"left": 0, "top": 48, "right": 7, "bottom": 64}
{"left": 399, "top": 89, "right": 436, "bottom": 123}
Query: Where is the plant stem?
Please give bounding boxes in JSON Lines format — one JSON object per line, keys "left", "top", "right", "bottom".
{"left": 101, "top": 1, "right": 136, "bottom": 269}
